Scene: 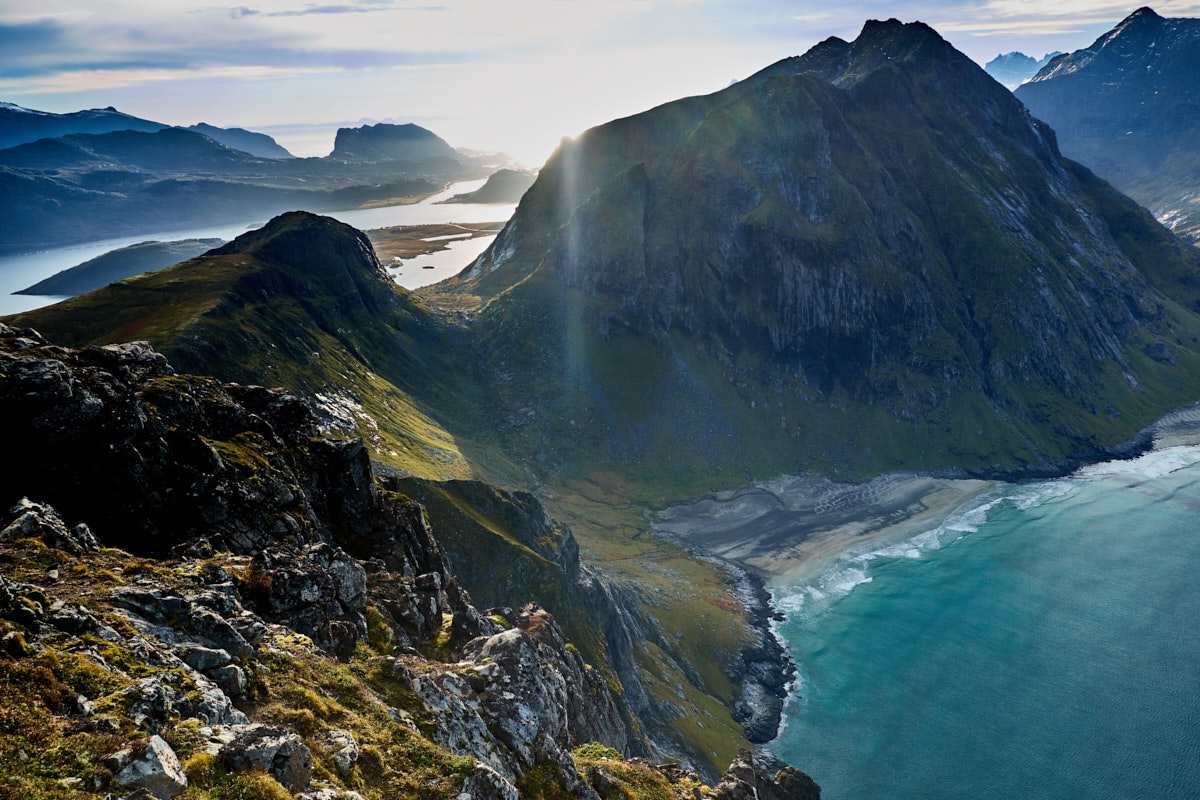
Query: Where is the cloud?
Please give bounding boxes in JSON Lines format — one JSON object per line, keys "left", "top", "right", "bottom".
{"left": 0, "top": 19, "right": 65, "bottom": 55}
{"left": 225, "top": 2, "right": 446, "bottom": 18}
{"left": 265, "top": 4, "right": 409, "bottom": 16}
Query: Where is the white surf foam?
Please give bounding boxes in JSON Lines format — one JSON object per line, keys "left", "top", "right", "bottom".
{"left": 1074, "top": 444, "right": 1200, "bottom": 481}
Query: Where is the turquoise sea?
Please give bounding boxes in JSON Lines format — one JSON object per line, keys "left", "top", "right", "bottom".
{"left": 771, "top": 445, "right": 1200, "bottom": 800}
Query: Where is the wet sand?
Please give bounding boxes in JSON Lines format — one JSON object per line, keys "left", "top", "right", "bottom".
{"left": 650, "top": 473, "right": 995, "bottom": 584}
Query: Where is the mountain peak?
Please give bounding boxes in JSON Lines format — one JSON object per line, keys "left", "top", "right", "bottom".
{"left": 857, "top": 17, "right": 943, "bottom": 46}
{"left": 1126, "top": 6, "right": 1161, "bottom": 21}
{"left": 329, "top": 122, "right": 460, "bottom": 163}
{"left": 210, "top": 210, "right": 388, "bottom": 285}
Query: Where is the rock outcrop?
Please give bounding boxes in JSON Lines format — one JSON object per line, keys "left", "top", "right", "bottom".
{"left": 113, "top": 735, "right": 189, "bottom": 799}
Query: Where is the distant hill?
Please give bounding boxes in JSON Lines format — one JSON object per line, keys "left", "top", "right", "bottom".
{"left": 0, "top": 122, "right": 484, "bottom": 252}
{"left": 984, "top": 51, "right": 1062, "bottom": 89}
{"left": 329, "top": 122, "right": 462, "bottom": 163}
{"left": 16, "top": 238, "right": 225, "bottom": 297}
{"left": 440, "top": 168, "right": 537, "bottom": 204}
{"left": 185, "top": 122, "right": 294, "bottom": 159}
{"left": 1016, "top": 7, "right": 1200, "bottom": 242}
{"left": 0, "top": 102, "right": 165, "bottom": 149}
{"left": 0, "top": 127, "right": 268, "bottom": 173}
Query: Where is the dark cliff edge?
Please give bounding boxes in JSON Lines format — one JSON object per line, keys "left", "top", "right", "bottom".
{"left": 0, "top": 322, "right": 819, "bottom": 800}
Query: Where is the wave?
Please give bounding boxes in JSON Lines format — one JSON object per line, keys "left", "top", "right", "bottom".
{"left": 773, "top": 479, "right": 1082, "bottom": 616}
{"left": 1074, "top": 443, "right": 1200, "bottom": 481}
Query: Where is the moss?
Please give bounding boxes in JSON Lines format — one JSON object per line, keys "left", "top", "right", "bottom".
{"left": 182, "top": 751, "right": 292, "bottom": 800}
{"left": 573, "top": 743, "right": 622, "bottom": 761}
{"left": 515, "top": 761, "right": 575, "bottom": 800}
{"left": 364, "top": 606, "right": 394, "bottom": 655}
{"left": 0, "top": 653, "right": 127, "bottom": 799}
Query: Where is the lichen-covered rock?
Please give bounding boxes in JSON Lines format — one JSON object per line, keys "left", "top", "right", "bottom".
{"left": 462, "top": 763, "right": 521, "bottom": 800}
{"left": 710, "top": 750, "right": 820, "bottom": 800}
{"left": 113, "top": 735, "right": 188, "bottom": 800}
{"left": 219, "top": 723, "right": 314, "bottom": 791}
{"left": 463, "top": 605, "right": 627, "bottom": 758}
{"left": 328, "top": 729, "right": 359, "bottom": 777}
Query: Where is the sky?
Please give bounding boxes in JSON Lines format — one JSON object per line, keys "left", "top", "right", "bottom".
{"left": 3, "top": 0, "right": 1200, "bottom": 165}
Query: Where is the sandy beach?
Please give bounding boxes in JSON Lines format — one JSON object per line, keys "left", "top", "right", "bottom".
{"left": 650, "top": 473, "right": 996, "bottom": 584}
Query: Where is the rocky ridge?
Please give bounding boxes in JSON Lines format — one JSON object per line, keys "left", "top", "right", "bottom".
{"left": 0, "top": 322, "right": 816, "bottom": 800}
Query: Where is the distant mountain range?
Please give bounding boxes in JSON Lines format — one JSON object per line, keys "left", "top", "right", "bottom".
{"left": 0, "top": 107, "right": 491, "bottom": 253}
{"left": 0, "top": 102, "right": 164, "bottom": 149}
{"left": 1016, "top": 7, "right": 1200, "bottom": 242}
{"left": 0, "top": 101, "right": 295, "bottom": 158}
{"left": 330, "top": 122, "right": 461, "bottom": 163}
{"left": 185, "top": 122, "right": 294, "bottom": 159}
{"left": 983, "top": 50, "right": 1063, "bottom": 89}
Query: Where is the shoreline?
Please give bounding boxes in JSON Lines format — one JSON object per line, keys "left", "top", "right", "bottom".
{"left": 648, "top": 400, "right": 1200, "bottom": 747}
{"left": 651, "top": 473, "right": 998, "bottom": 587}
{"left": 653, "top": 399, "right": 1200, "bottom": 587}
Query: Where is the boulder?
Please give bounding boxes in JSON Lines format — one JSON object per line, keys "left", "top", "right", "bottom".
{"left": 219, "top": 723, "right": 313, "bottom": 791}
{"left": 113, "top": 735, "right": 188, "bottom": 799}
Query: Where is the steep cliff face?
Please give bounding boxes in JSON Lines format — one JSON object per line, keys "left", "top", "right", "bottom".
{"left": 0, "top": 324, "right": 818, "bottom": 800}
{"left": 447, "top": 18, "right": 1200, "bottom": 480}
{"left": 1016, "top": 7, "right": 1200, "bottom": 242}
{"left": 392, "top": 479, "right": 794, "bottom": 779}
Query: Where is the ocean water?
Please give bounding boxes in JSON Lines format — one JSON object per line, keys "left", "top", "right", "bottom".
{"left": 771, "top": 445, "right": 1200, "bottom": 800}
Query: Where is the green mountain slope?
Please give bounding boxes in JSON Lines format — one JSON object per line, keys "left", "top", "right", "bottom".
{"left": 444, "top": 18, "right": 1200, "bottom": 481}
{"left": 5, "top": 211, "right": 497, "bottom": 482}
{"left": 1016, "top": 7, "right": 1200, "bottom": 242}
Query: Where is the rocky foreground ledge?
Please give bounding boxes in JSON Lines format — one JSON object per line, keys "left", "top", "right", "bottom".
{"left": 0, "top": 322, "right": 819, "bottom": 800}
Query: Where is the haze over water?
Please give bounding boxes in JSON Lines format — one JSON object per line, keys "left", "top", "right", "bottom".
{"left": 772, "top": 446, "right": 1200, "bottom": 800}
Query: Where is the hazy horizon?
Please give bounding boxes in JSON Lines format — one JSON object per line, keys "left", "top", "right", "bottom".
{"left": 4, "top": 0, "right": 1200, "bottom": 165}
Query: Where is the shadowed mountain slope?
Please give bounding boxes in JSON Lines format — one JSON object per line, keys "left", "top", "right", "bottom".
{"left": 1016, "top": 7, "right": 1200, "bottom": 242}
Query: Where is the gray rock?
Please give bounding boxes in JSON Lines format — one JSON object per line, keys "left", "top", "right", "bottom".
{"left": 113, "top": 735, "right": 188, "bottom": 799}
{"left": 297, "top": 789, "right": 366, "bottom": 800}
{"left": 327, "top": 729, "right": 359, "bottom": 777}
{"left": 219, "top": 723, "right": 313, "bottom": 791}
{"left": 710, "top": 750, "right": 820, "bottom": 800}
{"left": 177, "top": 644, "right": 232, "bottom": 672}
{"left": 462, "top": 764, "right": 520, "bottom": 800}
{"left": 209, "top": 663, "right": 247, "bottom": 698}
